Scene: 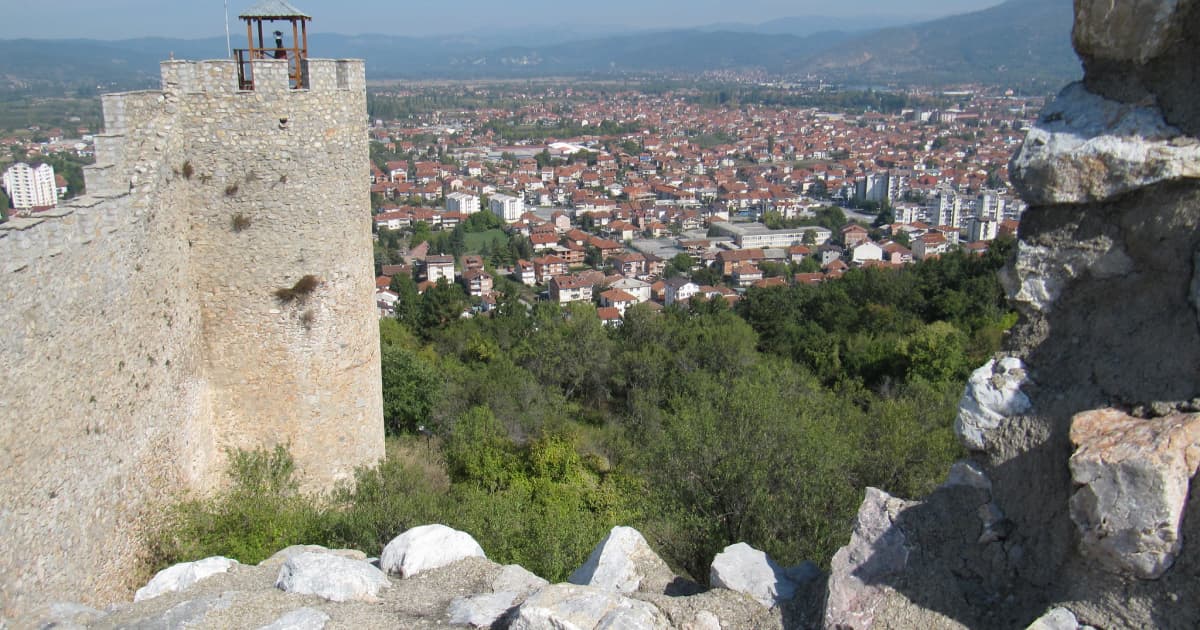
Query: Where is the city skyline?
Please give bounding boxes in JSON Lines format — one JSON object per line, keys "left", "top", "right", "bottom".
{"left": 0, "top": 0, "right": 1007, "bottom": 40}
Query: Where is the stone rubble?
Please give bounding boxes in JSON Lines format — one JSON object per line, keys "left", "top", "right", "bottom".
{"left": 40, "top": 525, "right": 795, "bottom": 629}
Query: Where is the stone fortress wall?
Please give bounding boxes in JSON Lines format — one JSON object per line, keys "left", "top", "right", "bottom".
{"left": 0, "top": 58, "right": 384, "bottom": 620}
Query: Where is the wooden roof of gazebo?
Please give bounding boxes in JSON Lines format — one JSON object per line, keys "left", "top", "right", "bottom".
{"left": 235, "top": 0, "right": 311, "bottom": 89}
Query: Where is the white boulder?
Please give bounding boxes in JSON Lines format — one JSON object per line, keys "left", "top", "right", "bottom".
{"left": 134, "top": 556, "right": 238, "bottom": 602}
{"left": 1026, "top": 607, "right": 1082, "bottom": 630}
{"left": 381, "top": 524, "right": 487, "bottom": 578}
{"left": 709, "top": 542, "right": 795, "bottom": 608}
{"left": 568, "top": 526, "right": 676, "bottom": 594}
{"left": 955, "top": 357, "right": 1033, "bottom": 451}
{"left": 274, "top": 552, "right": 389, "bottom": 602}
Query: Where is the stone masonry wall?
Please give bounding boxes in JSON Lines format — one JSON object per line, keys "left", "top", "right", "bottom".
{"left": 0, "top": 58, "right": 383, "bottom": 620}
{"left": 167, "top": 59, "right": 382, "bottom": 490}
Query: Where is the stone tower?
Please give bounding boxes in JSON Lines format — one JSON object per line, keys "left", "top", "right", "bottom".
{"left": 0, "top": 57, "right": 383, "bottom": 619}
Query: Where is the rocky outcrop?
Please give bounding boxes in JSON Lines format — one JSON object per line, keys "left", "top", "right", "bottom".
{"left": 824, "top": 488, "right": 916, "bottom": 629}
{"left": 1072, "top": 0, "right": 1190, "bottom": 64}
{"left": 1009, "top": 82, "right": 1200, "bottom": 207}
{"left": 1068, "top": 408, "right": 1200, "bottom": 579}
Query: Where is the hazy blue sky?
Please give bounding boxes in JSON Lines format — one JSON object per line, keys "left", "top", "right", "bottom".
{"left": 0, "top": 0, "right": 1006, "bottom": 39}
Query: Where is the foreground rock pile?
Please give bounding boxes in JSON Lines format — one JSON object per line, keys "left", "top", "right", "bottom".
{"left": 30, "top": 524, "right": 818, "bottom": 629}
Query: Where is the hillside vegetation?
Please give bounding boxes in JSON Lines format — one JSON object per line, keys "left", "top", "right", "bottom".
{"left": 147, "top": 241, "right": 1014, "bottom": 583}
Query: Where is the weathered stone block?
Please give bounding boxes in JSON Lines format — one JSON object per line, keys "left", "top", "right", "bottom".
{"left": 1068, "top": 408, "right": 1200, "bottom": 579}
{"left": 508, "top": 584, "right": 671, "bottom": 630}
{"left": 824, "top": 488, "right": 916, "bottom": 630}
{"left": 1074, "top": 0, "right": 1191, "bottom": 63}
{"left": 1011, "top": 83, "right": 1200, "bottom": 206}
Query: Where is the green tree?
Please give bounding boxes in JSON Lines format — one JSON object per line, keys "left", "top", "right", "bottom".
{"left": 410, "top": 221, "right": 433, "bottom": 248}
{"left": 389, "top": 273, "right": 420, "bottom": 327}
{"left": 380, "top": 343, "right": 441, "bottom": 434}
{"left": 666, "top": 253, "right": 693, "bottom": 278}
{"left": 420, "top": 279, "right": 468, "bottom": 331}
{"left": 450, "top": 224, "right": 467, "bottom": 258}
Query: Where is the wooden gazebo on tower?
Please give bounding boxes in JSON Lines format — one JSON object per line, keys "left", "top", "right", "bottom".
{"left": 234, "top": 0, "right": 312, "bottom": 90}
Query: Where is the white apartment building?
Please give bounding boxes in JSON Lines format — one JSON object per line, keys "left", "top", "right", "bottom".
{"left": 968, "top": 217, "right": 999, "bottom": 243}
{"left": 3, "top": 162, "right": 57, "bottom": 210}
{"left": 446, "top": 192, "right": 480, "bottom": 215}
{"left": 489, "top": 193, "right": 523, "bottom": 222}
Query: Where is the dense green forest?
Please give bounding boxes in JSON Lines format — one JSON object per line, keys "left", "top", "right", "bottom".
{"left": 148, "top": 241, "right": 1014, "bottom": 584}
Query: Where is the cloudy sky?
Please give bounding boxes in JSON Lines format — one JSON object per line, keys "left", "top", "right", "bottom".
{"left": 0, "top": 0, "right": 1006, "bottom": 39}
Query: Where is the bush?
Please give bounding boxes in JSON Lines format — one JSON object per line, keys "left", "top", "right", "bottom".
{"left": 142, "top": 446, "right": 328, "bottom": 571}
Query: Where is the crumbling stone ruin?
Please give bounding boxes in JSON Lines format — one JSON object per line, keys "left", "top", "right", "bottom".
{"left": 825, "top": 1, "right": 1200, "bottom": 627}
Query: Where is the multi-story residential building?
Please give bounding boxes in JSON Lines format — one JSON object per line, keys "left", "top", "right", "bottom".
{"left": 461, "top": 269, "right": 493, "bottom": 297}
{"left": 424, "top": 255, "right": 455, "bottom": 283}
{"left": 513, "top": 259, "right": 537, "bottom": 286}
{"left": 968, "top": 217, "right": 999, "bottom": 243}
{"left": 2, "top": 162, "right": 57, "bottom": 210}
{"left": 446, "top": 192, "right": 480, "bottom": 215}
{"left": 489, "top": 193, "right": 523, "bottom": 222}
{"left": 664, "top": 277, "right": 700, "bottom": 305}
{"left": 549, "top": 274, "right": 593, "bottom": 303}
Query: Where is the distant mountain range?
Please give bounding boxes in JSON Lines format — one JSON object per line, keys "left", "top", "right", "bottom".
{"left": 0, "top": 0, "right": 1078, "bottom": 92}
